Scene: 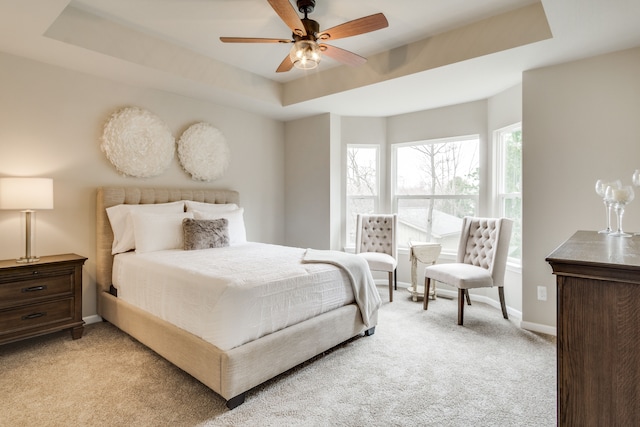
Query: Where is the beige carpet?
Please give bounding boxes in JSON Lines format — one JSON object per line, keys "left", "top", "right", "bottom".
{"left": 0, "top": 288, "right": 556, "bottom": 426}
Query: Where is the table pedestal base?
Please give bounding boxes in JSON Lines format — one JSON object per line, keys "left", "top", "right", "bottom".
{"left": 407, "top": 284, "right": 436, "bottom": 302}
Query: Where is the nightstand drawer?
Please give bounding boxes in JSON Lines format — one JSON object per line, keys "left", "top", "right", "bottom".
{"left": 0, "top": 298, "right": 74, "bottom": 334}
{"left": 0, "top": 272, "right": 73, "bottom": 307}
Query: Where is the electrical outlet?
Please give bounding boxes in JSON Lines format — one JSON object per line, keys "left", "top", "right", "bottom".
{"left": 537, "top": 286, "right": 547, "bottom": 301}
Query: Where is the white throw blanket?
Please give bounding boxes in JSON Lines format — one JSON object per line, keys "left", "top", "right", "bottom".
{"left": 302, "top": 249, "right": 382, "bottom": 327}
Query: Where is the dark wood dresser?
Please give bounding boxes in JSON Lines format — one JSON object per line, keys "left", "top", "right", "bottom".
{"left": 0, "top": 253, "right": 87, "bottom": 345}
{"left": 546, "top": 231, "right": 640, "bottom": 426}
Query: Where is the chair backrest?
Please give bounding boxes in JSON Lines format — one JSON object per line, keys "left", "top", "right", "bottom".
{"left": 355, "top": 214, "right": 398, "bottom": 259}
{"left": 456, "top": 216, "right": 513, "bottom": 286}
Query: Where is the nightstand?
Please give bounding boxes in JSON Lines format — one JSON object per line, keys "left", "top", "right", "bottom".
{"left": 0, "top": 253, "right": 87, "bottom": 345}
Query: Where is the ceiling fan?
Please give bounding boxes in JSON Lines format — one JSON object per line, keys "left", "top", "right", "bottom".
{"left": 220, "top": 0, "right": 389, "bottom": 72}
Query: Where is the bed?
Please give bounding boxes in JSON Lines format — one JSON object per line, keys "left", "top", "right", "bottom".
{"left": 96, "top": 186, "right": 379, "bottom": 409}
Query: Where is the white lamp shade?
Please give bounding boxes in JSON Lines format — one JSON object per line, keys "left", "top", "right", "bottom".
{"left": 0, "top": 177, "right": 54, "bottom": 210}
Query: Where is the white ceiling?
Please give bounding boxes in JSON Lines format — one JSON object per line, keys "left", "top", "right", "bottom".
{"left": 0, "top": 0, "right": 639, "bottom": 121}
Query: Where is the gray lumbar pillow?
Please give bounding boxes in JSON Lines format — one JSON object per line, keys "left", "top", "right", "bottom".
{"left": 183, "top": 218, "right": 230, "bottom": 250}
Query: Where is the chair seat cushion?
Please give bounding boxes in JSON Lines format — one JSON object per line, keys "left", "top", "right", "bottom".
{"left": 357, "top": 252, "right": 397, "bottom": 272}
{"left": 424, "top": 263, "right": 494, "bottom": 289}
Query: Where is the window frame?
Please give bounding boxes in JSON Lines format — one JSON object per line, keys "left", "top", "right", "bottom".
{"left": 391, "top": 135, "right": 480, "bottom": 251}
{"left": 345, "top": 144, "right": 380, "bottom": 247}
{"left": 493, "top": 122, "right": 522, "bottom": 264}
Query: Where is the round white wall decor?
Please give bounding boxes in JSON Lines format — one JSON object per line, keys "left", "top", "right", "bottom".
{"left": 178, "top": 122, "right": 230, "bottom": 181}
{"left": 100, "top": 107, "right": 175, "bottom": 178}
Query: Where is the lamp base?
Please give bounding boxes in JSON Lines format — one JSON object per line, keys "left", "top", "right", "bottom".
{"left": 17, "top": 256, "right": 40, "bottom": 263}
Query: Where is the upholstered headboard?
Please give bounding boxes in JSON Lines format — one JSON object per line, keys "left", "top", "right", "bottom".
{"left": 96, "top": 187, "right": 240, "bottom": 295}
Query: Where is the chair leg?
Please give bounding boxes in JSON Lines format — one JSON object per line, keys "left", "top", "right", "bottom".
{"left": 464, "top": 289, "right": 472, "bottom": 305}
{"left": 423, "top": 277, "right": 431, "bottom": 310}
{"left": 394, "top": 268, "right": 397, "bottom": 291}
{"left": 388, "top": 271, "right": 393, "bottom": 302}
{"left": 458, "top": 289, "right": 465, "bottom": 325}
{"left": 498, "top": 286, "right": 509, "bottom": 319}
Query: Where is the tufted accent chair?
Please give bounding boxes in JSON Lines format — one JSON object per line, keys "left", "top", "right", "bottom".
{"left": 423, "top": 216, "right": 513, "bottom": 325}
{"left": 355, "top": 214, "right": 398, "bottom": 302}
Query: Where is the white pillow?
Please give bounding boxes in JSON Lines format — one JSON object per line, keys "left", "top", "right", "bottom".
{"left": 193, "top": 208, "right": 247, "bottom": 245}
{"left": 131, "top": 212, "right": 194, "bottom": 254}
{"left": 106, "top": 201, "right": 185, "bottom": 254}
{"left": 184, "top": 200, "right": 238, "bottom": 213}
{"left": 107, "top": 202, "right": 186, "bottom": 254}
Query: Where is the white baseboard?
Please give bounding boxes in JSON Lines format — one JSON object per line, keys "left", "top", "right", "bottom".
{"left": 388, "top": 280, "right": 523, "bottom": 320}
{"left": 83, "top": 314, "right": 103, "bottom": 325}
{"left": 440, "top": 289, "right": 524, "bottom": 322}
{"left": 432, "top": 287, "right": 557, "bottom": 336}
{"left": 520, "top": 321, "right": 557, "bottom": 336}
{"left": 387, "top": 280, "right": 556, "bottom": 336}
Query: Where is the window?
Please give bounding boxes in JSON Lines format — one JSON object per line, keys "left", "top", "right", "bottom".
{"left": 495, "top": 123, "right": 522, "bottom": 261}
{"left": 346, "top": 145, "right": 379, "bottom": 246}
{"left": 393, "top": 136, "right": 479, "bottom": 252}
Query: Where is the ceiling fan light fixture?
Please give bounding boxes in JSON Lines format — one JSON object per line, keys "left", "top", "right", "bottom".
{"left": 220, "top": 0, "right": 388, "bottom": 73}
{"left": 290, "top": 40, "right": 321, "bottom": 70}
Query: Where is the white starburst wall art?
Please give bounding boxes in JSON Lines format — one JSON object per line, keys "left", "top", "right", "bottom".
{"left": 100, "top": 107, "right": 175, "bottom": 178}
{"left": 178, "top": 122, "right": 230, "bottom": 181}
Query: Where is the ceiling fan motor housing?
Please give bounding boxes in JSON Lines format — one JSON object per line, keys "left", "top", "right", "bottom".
{"left": 297, "top": 0, "right": 316, "bottom": 15}
{"left": 294, "top": 18, "right": 320, "bottom": 42}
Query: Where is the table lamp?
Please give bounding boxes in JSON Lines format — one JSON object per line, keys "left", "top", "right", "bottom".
{"left": 0, "top": 177, "right": 54, "bottom": 263}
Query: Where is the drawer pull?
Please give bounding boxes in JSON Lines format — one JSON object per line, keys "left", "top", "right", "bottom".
{"left": 21, "top": 285, "right": 48, "bottom": 293}
{"left": 22, "top": 312, "right": 47, "bottom": 320}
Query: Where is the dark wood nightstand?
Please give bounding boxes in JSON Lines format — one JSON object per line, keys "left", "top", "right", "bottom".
{"left": 0, "top": 253, "right": 87, "bottom": 345}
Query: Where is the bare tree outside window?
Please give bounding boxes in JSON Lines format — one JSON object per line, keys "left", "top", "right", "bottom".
{"left": 347, "top": 146, "right": 377, "bottom": 196}
{"left": 346, "top": 138, "right": 480, "bottom": 252}
{"left": 346, "top": 145, "right": 379, "bottom": 246}
{"left": 394, "top": 136, "right": 479, "bottom": 250}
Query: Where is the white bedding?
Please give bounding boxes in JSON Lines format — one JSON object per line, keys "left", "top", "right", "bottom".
{"left": 112, "top": 242, "right": 355, "bottom": 350}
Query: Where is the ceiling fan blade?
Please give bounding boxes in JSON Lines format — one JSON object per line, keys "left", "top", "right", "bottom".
{"left": 268, "top": 0, "right": 307, "bottom": 36}
{"left": 276, "top": 55, "right": 294, "bottom": 73}
{"left": 318, "top": 13, "right": 388, "bottom": 41}
{"left": 220, "top": 37, "right": 291, "bottom": 44}
{"left": 320, "top": 44, "right": 366, "bottom": 67}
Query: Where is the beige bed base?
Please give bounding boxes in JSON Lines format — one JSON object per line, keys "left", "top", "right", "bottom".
{"left": 96, "top": 187, "right": 375, "bottom": 409}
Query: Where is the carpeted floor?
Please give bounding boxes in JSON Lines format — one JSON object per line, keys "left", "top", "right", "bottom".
{"left": 0, "top": 288, "right": 556, "bottom": 426}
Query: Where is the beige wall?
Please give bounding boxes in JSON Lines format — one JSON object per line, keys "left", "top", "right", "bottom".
{"left": 329, "top": 114, "right": 342, "bottom": 251}
{"left": 0, "top": 52, "right": 285, "bottom": 319}
{"left": 523, "top": 46, "right": 640, "bottom": 329}
{"left": 284, "top": 114, "right": 332, "bottom": 249}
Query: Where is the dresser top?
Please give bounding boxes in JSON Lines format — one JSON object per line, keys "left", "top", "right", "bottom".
{"left": 546, "top": 230, "right": 640, "bottom": 269}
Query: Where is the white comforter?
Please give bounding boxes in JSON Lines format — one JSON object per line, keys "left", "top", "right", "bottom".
{"left": 113, "top": 243, "right": 375, "bottom": 350}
